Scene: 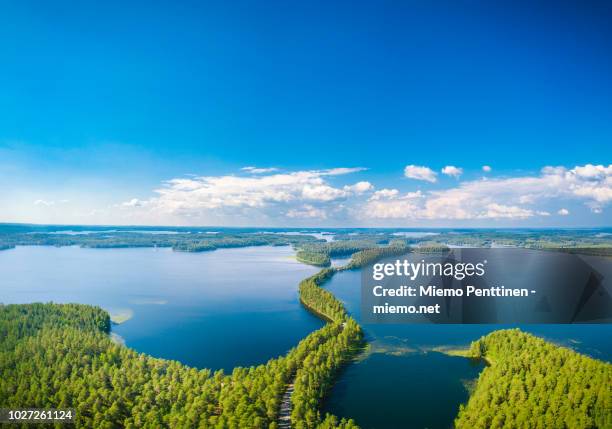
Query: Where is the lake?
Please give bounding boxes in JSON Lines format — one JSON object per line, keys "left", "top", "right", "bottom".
{"left": 323, "top": 268, "right": 612, "bottom": 429}
{"left": 0, "top": 245, "right": 323, "bottom": 371}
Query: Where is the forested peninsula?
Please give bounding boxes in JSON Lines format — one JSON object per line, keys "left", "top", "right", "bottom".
{"left": 455, "top": 329, "right": 612, "bottom": 429}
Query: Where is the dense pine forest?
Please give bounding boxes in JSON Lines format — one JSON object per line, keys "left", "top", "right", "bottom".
{"left": 296, "top": 241, "right": 380, "bottom": 267}
{"left": 342, "top": 241, "right": 410, "bottom": 269}
{"left": 411, "top": 241, "right": 451, "bottom": 253}
{"left": 0, "top": 230, "right": 319, "bottom": 253}
{"left": 1, "top": 305, "right": 361, "bottom": 428}
{"left": 455, "top": 329, "right": 612, "bottom": 429}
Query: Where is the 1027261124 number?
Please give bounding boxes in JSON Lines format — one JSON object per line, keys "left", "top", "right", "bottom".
{"left": 0, "top": 408, "right": 75, "bottom": 423}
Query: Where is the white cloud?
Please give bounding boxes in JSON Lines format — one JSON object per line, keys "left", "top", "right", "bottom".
{"left": 441, "top": 165, "right": 463, "bottom": 178}
{"left": 365, "top": 191, "right": 424, "bottom": 218}
{"left": 120, "top": 167, "right": 369, "bottom": 221}
{"left": 343, "top": 181, "right": 374, "bottom": 194}
{"left": 364, "top": 164, "right": 612, "bottom": 220}
{"left": 116, "top": 163, "right": 610, "bottom": 224}
{"left": 286, "top": 204, "right": 328, "bottom": 219}
{"left": 562, "top": 165, "right": 612, "bottom": 211}
{"left": 369, "top": 188, "right": 400, "bottom": 201}
{"left": 482, "top": 165, "right": 492, "bottom": 173}
{"left": 241, "top": 166, "right": 279, "bottom": 174}
{"left": 482, "top": 204, "right": 534, "bottom": 219}
{"left": 571, "top": 164, "right": 612, "bottom": 180}
{"left": 321, "top": 167, "right": 367, "bottom": 176}
{"left": 541, "top": 166, "right": 566, "bottom": 176}
{"left": 404, "top": 165, "right": 437, "bottom": 182}
{"left": 33, "top": 199, "right": 69, "bottom": 206}
{"left": 302, "top": 184, "right": 348, "bottom": 201}
{"left": 121, "top": 198, "right": 145, "bottom": 207}
{"left": 557, "top": 208, "right": 569, "bottom": 216}
{"left": 572, "top": 184, "right": 612, "bottom": 203}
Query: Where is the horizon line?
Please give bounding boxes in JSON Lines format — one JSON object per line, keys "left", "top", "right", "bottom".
{"left": 1, "top": 222, "right": 610, "bottom": 231}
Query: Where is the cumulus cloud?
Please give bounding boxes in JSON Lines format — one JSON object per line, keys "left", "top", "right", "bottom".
{"left": 121, "top": 198, "right": 145, "bottom": 207}
{"left": 483, "top": 204, "right": 535, "bottom": 219}
{"left": 120, "top": 167, "right": 371, "bottom": 221}
{"left": 364, "top": 164, "right": 612, "bottom": 220}
{"left": 441, "top": 165, "right": 463, "bottom": 178}
{"left": 404, "top": 165, "right": 437, "bottom": 182}
{"left": 369, "top": 188, "right": 401, "bottom": 201}
{"left": 546, "top": 164, "right": 612, "bottom": 206}
{"left": 117, "top": 163, "right": 610, "bottom": 224}
{"left": 482, "top": 165, "right": 492, "bottom": 173}
{"left": 365, "top": 190, "right": 424, "bottom": 218}
{"left": 286, "top": 204, "right": 328, "bottom": 219}
{"left": 571, "top": 164, "right": 612, "bottom": 180}
{"left": 33, "top": 199, "right": 69, "bottom": 207}
{"left": 241, "top": 166, "right": 279, "bottom": 174}
{"left": 344, "top": 181, "right": 374, "bottom": 194}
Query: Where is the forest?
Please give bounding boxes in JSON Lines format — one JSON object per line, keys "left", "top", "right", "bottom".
{"left": 343, "top": 241, "right": 410, "bottom": 269}
{"left": 0, "top": 305, "right": 361, "bottom": 428}
{"left": 295, "top": 241, "right": 379, "bottom": 267}
{"left": 1, "top": 225, "right": 610, "bottom": 258}
{"left": 0, "top": 231, "right": 319, "bottom": 253}
{"left": 412, "top": 241, "right": 450, "bottom": 253}
{"left": 455, "top": 329, "right": 612, "bottom": 429}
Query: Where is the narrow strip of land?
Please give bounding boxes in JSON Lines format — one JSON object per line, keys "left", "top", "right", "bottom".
{"left": 278, "top": 380, "right": 295, "bottom": 429}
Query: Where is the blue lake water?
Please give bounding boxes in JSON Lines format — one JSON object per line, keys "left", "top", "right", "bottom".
{"left": 323, "top": 268, "right": 612, "bottom": 429}
{"left": 0, "top": 245, "right": 322, "bottom": 371}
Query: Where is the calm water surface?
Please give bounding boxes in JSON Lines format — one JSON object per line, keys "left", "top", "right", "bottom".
{"left": 323, "top": 268, "right": 612, "bottom": 429}
{"left": 0, "top": 245, "right": 323, "bottom": 371}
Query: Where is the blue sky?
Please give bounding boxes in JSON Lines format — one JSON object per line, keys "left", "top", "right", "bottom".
{"left": 0, "top": 0, "right": 611, "bottom": 226}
